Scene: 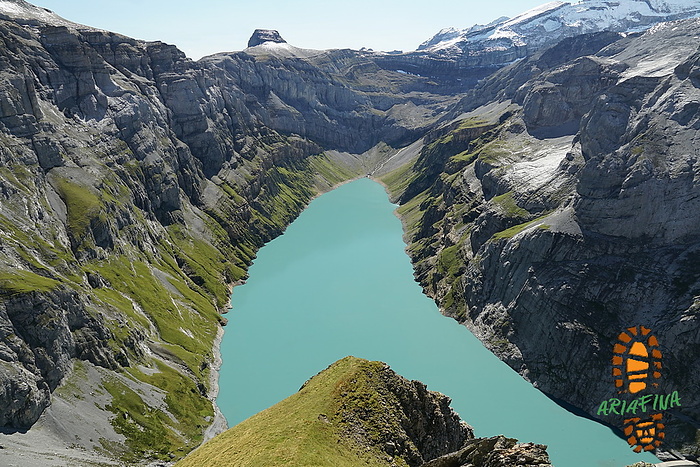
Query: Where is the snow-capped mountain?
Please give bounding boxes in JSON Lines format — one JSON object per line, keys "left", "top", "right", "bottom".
{"left": 418, "top": 0, "right": 700, "bottom": 63}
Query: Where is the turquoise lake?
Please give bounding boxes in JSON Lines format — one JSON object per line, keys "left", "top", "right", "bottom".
{"left": 218, "top": 177, "right": 657, "bottom": 467}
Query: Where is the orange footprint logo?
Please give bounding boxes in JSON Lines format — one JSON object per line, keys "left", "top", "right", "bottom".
{"left": 624, "top": 413, "right": 665, "bottom": 452}
{"left": 612, "top": 326, "right": 662, "bottom": 394}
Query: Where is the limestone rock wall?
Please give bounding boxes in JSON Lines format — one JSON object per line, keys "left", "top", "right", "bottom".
{"left": 389, "top": 19, "right": 700, "bottom": 459}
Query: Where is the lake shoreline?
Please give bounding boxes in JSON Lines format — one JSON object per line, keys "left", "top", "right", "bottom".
{"left": 210, "top": 174, "right": 363, "bottom": 431}
{"left": 204, "top": 326, "right": 228, "bottom": 441}
{"left": 214, "top": 178, "right": 654, "bottom": 466}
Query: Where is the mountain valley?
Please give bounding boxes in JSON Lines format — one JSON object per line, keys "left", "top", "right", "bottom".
{"left": 0, "top": 0, "right": 699, "bottom": 465}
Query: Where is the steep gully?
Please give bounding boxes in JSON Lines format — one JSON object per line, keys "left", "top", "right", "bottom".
{"left": 0, "top": 4, "right": 698, "bottom": 465}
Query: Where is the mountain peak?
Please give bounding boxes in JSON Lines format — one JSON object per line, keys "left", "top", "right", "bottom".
{"left": 417, "top": 0, "right": 700, "bottom": 64}
{"left": 247, "top": 29, "right": 287, "bottom": 48}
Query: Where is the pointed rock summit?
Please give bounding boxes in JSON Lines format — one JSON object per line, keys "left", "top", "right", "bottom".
{"left": 247, "top": 29, "right": 286, "bottom": 47}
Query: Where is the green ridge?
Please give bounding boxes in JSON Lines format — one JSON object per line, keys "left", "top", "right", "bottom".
{"left": 491, "top": 191, "right": 529, "bottom": 220}
{"left": 491, "top": 215, "right": 550, "bottom": 241}
{"left": 176, "top": 357, "right": 395, "bottom": 467}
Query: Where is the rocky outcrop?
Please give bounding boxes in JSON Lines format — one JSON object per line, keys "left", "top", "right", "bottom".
{"left": 443, "top": 30, "right": 627, "bottom": 134}
{"left": 329, "top": 358, "right": 470, "bottom": 465}
{"left": 0, "top": 287, "right": 117, "bottom": 428}
{"left": 421, "top": 436, "right": 551, "bottom": 467}
{"left": 247, "top": 29, "right": 286, "bottom": 47}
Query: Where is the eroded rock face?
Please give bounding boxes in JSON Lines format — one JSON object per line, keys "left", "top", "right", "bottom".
{"left": 392, "top": 18, "right": 700, "bottom": 459}
{"left": 199, "top": 48, "right": 460, "bottom": 155}
{"left": 0, "top": 288, "right": 116, "bottom": 427}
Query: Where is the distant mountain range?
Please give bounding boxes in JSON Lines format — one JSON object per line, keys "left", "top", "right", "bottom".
{"left": 417, "top": 0, "right": 700, "bottom": 65}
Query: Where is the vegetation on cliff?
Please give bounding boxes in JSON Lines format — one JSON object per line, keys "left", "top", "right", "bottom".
{"left": 381, "top": 20, "right": 700, "bottom": 459}
{"left": 0, "top": 15, "right": 363, "bottom": 462}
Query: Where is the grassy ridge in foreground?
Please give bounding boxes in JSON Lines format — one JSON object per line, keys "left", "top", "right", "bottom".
{"left": 175, "top": 357, "right": 394, "bottom": 467}
{"left": 175, "top": 356, "right": 555, "bottom": 466}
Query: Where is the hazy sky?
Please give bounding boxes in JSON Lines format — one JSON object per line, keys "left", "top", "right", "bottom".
{"left": 34, "top": 0, "right": 551, "bottom": 59}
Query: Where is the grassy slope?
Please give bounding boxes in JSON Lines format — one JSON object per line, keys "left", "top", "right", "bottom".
{"left": 86, "top": 153, "right": 359, "bottom": 462}
{"left": 0, "top": 140, "right": 359, "bottom": 463}
{"left": 176, "top": 357, "right": 392, "bottom": 467}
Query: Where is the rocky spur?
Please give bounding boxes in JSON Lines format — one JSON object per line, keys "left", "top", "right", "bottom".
{"left": 597, "top": 392, "right": 681, "bottom": 417}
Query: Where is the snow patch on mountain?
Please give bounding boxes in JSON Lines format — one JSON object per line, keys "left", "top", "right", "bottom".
{"left": 243, "top": 41, "right": 326, "bottom": 60}
{"left": 0, "top": 0, "right": 81, "bottom": 28}
{"left": 419, "top": 0, "right": 700, "bottom": 59}
{"left": 501, "top": 1, "right": 568, "bottom": 29}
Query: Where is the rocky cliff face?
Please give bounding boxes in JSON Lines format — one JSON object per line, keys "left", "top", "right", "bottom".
{"left": 421, "top": 436, "right": 551, "bottom": 467}
{"left": 205, "top": 37, "right": 464, "bottom": 154}
{"left": 381, "top": 17, "right": 700, "bottom": 461}
{"left": 314, "top": 357, "right": 471, "bottom": 466}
